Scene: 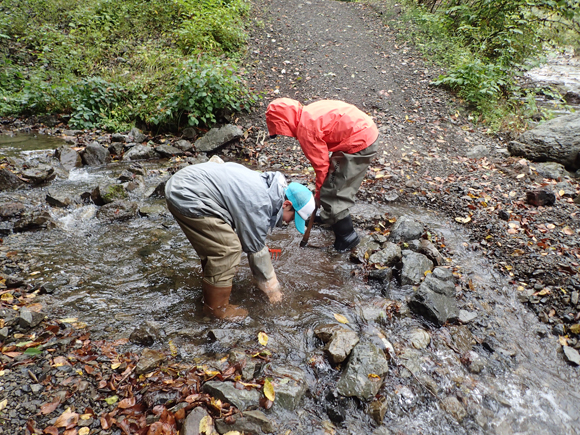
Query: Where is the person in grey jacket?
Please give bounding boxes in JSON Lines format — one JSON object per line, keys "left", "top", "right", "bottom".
{"left": 165, "top": 161, "right": 315, "bottom": 319}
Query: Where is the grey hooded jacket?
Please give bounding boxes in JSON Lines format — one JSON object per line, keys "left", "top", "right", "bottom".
{"left": 165, "top": 162, "right": 287, "bottom": 254}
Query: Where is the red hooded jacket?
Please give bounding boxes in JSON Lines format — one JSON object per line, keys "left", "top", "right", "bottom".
{"left": 266, "top": 98, "right": 378, "bottom": 198}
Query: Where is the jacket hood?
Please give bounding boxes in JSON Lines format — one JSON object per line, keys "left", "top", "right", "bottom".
{"left": 266, "top": 98, "right": 302, "bottom": 138}
{"left": 260, "top": 171, "right": 287, "bottom": 230}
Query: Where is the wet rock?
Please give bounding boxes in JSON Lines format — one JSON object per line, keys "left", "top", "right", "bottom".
{"left": 148, "top": 179, "right": 168, "bottom": 198}
{"left": 180, "top": 407, "right": 213, "bottom": 435}
{"left": 400, "top": 251, "right": 433, "bottom": 286}
{"left": 459, "top": 310, "right": 478, "bottom": 323}
{"left": 441, "top": 396, "right": 467, "bottom": 422}
{"left": 208, "top": 329, "right": 251, "bottom": 347}
{"left": 13, "top": 211, "right": 55, "bottom": 232}
{"left": 54, "top": 146, "right": 82, "bottom": 171}
{"left": 143, "top": 390, "right": 181, "bottom": 408}
{"left": 418, "top": 239, "right": 443, "bottom": 266}
{"left": 123, "top": 145, "right": 156, "bottom": 161}
{"left": 182, "top": 127, "right": 197, "bottom": 140}
{"left": 129, "top": 127, "right": 147, "bottom": 144}
{"left": 269, "top": 366, "right": 307, "bottom": 411}
{"left": 367, "top": 268, "right": 393, "bottom": 285}
{"left": 139, "top": 205, "right": 166, "bottom": 217}
{"left": 325, "top": 329, "right": 359, "bottom": 364}
{"left": 0, "top": 202, "right": 26, "bottom": 220}
{"left": 534, "top": 162, "right": 568, "bottom": 180}
{"left": 450, "top": 325, "right": 474, "bottom": 353}
{"left": 129, "top": 321, "right": 162, "bottom": 346}
{"left": 507, "top": 113, "right": 580, "bottom": 171}
{"left": 17, "top": 307, "right": 44, "bottom": 329}
{"left": 81, "top": 142, "right": 110, "bottom": 166}
{"left": 108, "top": 142, "right": 125, "bottom": 157}
{"left": 229, "top": 350, "right": 259, "bottom": 380}
{"left": 372, "top": 428, "right": 392, "bottom": 435}
{"left": 432, "top": 267, "right": 453, "bottom": 282}
{"left": 408, "top": 285, "right": 459, "bottom": 326}
{"left": 422, "top": 273, "right": 455, "bottom": 297}
{"left": 174, "top": 139, "right": 193, "bottom": 152}
{"left": 368, "top": 396, "right": 389, "bottom": 425}
{"left": 526, "top": 190, "right": 556, "bottom": 206}
{"left": 5, "top": 275, "right": 24, "bottom": 288}
{"left": 194, "top": 125, "right": 243, "bottom": 153}
{"left": 461, "top": 350, "right": 485, "bottom": 374}
{"left": 0, "top": 221, "right": 13, "bottom": 235}
{"left": 388, "top": 216, "right": 423, "bottom": 243}
{"left": 350, "top": 235, "right": 380, "bottom": 263}
{"left": 562, "top": 346, "right": 580, "bottom": 366}
{"left": 96, "top": 200, "right": 138, "bottom": 221}
{"left": 0, "top": 168, "right": 25, "bottom": 191}
{"left": 215, "top": 410, "right": 274, "bottom": 434}
{"left": 46, "top": 192, "right": 74, "bottom": 208}
{"left": 0, "top": 327, "right": 9, "bottom": 341}
{"left": 202, "top": 380, "right": 260, "bottom": 411}
{"left": 336, "top": 342, "right": 389, "bottom": 401}
{"left": 135, "top": 348, "right": 166, "bottom": 375}
{"left": 155, "top": 145, "right": 184, "bottom": 158}
{"left": 555, "top": 181, "right": 577, "bottom": 197}
{"left": 324, "top": 390, "right": 352, "bottom": 424}
{"left": 111, "top": 133, "right": 126, "bottom": 142}
{"left": 398, "top": 348, "right": 422, "bottom": 376}
{"left": 409, "top": 329, "right": 430, "bottom": 349}
{"left": 127, "top": 163, "right": 147, "bottom": 176}
{"left": 21, "top": 164, "right": 55, "bottom": 184}
{"left": 118, "top": 170, "right": 134, "bottom": 182}
{"left": 368, "top": 242, "right": 401, "bottom": 266}
{"left": 97, "top": 184, "right": 128, "bottom": 204}
{"left": 466, "top": 145, "right": 489, "bottom": 159}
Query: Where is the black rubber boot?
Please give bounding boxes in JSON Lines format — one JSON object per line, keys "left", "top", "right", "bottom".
{"left": 331, "top": 215, "right": 360, "bottom": 251}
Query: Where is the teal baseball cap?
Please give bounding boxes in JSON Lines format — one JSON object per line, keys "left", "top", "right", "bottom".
{"left": 285, "top": 182, "right": 315, "bottom": 234}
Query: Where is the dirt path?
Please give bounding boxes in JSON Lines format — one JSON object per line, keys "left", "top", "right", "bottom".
{"left": 239, "top": 0, "right": 580, "bottom": 342}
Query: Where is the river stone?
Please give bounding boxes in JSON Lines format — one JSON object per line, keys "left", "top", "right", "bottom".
{"left": 466, "top": 145, "right": 489, "bottom": 159}
{"left": 368, "top": 242, "right": 402, "bottom": 266}
{"left": 215, "top": 410, "right": 274, "bottom": 434}
{"left": 507, "top": 113, "right": 580, "bottom": 171}
{"left": 182, "top": 127, "right": 197, "bottom": 140}
{"left": 96, "top": 200, "right": 138, "bottom": 221}
{"left": 314, "top": 323, "right": 351, "bottom": 343}
{"left": 55, "top": 146, "right": 82, "bottom": 171}
{"left": 563, "top": 346, "right": 580, "bottom": 365}
{"left": 450, "top": 325, "right": 474, "bottom": 353}
{"left": 13, "top": 210, "right": 55, "bottom": 232}
{"left": 108, "top": 142, "right": 125, "bottom": 157}
{"left": 336, "top": 342, "right": 389, "bottom": 401}
{"left": 459, "top": 310, "right": 478, "bottom": 323}
{"left": 526, "top": 190, "right": 556, "bottom": 206}
{"left": 388, "top": 216, "right": 423, "bottom": 243}
{"left": 174, "top": 140, "right": 194, "bottom": 152}
{"left": 441, "top": 396, "right": 467, "bottom": 422}
{"left": 409, "top": 329, "right": 430, "bottom": 349}
{"left": 0, "top": 167, "right": 24, "bottom": 191}
{"left": 194, "top": 124, "right": 243, "bottom": 152}
{"left": 111, "top": 133, "right": 126, "bottom": 142}
{"left": 130, "top": 321, "right": 162, "bottom": 346}
{"left": 129, "top": 127, "right": 147, "bottom": 144}
{"left": 17, "top": 307, "right": 44, "bottom": 329}
{"left": 368, "top": 396, "right": 389, "bottom": 425}
{"left": 269, "top": 366, "right": 307, "bottom": 411}
{"left": 81, "top": 142, "right": 110, "bottom": 166}
{"left": 398, "top": 348, "right": 422, "bottom": 376}
{"left": 123, "top": 145, "right": 156, "bottom": 161}
{"left": 208, "top": 329, "right": 251, "bottom": 347}
{"left": 401, "top": 251, "right": 433, "bottom": 286}
{"left": 155, "top": 145, "right": 184, "bottom": 158}
{"left": 372, "top": 428, "right": 392, "bottom": 435}
{"left": 180, "top": 407, "right": 213, "bottom": 435}
{"left": 421, "top": 274, "right": 455, "bottom": 297}
{"left": 534, "top": 161, "right": 568, "bottom": 180}
{"left": 554, "top": 181, "right": 577, "bottom": 197}
{"left": 202, "top": 380, "right": 260, "bottom": 411}
{"left": 325, "top": 329, "right": 360, "bottom": 364}
{"left": 136, "top": 348, "right": 166, "bottom": 374}
{"left": 350, "top": 235, "right": 380, "bottom": 263}
{"left": 418, "top": 239, "right": 443, "bottom": 265}
{"left": 462, "top": 350, "right": 485, "bottom": 374}
{"left": 21, "top": 164, "right": 56, "bottom": 184}
{"left": 229, "top": 350, "right": 259, "bottom": 381}
{"left": 0, "top": 327, "right": 8, "bottom": 341}
{"left": 432, "top": 267, "right": 453, "bottom": 282}
{"left": 46, "top": 192, "right": 74, "bottom": 208}
{"left": 367, "top": 268, "right": 393, "bottom": 285}
{"left": 0, "top": 202, "right": 26, "bottom": 220}
{"left": 408, "top": 286, "right": 459, "bottom": 326}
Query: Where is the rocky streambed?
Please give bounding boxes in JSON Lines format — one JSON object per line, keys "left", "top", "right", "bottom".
{"left": 0, "top": 126, "right": 579, "bottom": 435}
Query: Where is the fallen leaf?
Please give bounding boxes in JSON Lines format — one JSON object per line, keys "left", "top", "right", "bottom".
{"left": 570, "top": 324, "right": 580, "bottom": 335}
{"left": 0, "top": 293, "right": 13, "bottom": 302}
{"left": 118, "top": 397, "right": 136, "bottom": 409}
{"left": 111, "top": 362, "right": 121, "bottom": 370}
{"left": 63, "top": 429, "right": 78, "bottom": 435}
{"left": 264, "top": 378, "right": 275, "bottom": 401}
{"left": 559, "top": 336, "right": 568, "bottom": 346}
{"left": 547, "top": 224, "right": 556, "bottom": 230}
{"left": 199, "top": 415, "right": 214, "bottom": 434}
{"left": 41, "top": 398, "right": 61, "bottom": 415}
{"left": 59, "top": 318, "right": 78, "bottom": 323}
{"left": 54, "top": 408, "right": 79, "bottom": 429}
{"left": 562, "top": 227, "right": 574, "bottom": 235}
{"left": 368, "top": 373, "right": 381, "bottom": 379}
{"left": 333, "top": 313, "right": 349, "bottom": 324}
{"left": 43, "top": 427, "right": 59, "bottom": 435}
{"left": 169, "top": 340, "right": 178, "bottom": 357}
{"left": 258, "top": 332, "right": 268, "bottom": 346}
{"left": 455, "top": 216, "right": 471, "bottom": 224}
{"left": 78, "top": 428, "right": 90, "bottom": 435}
{"left": 0, "top": 399, "right": 7, "bottom": 412}
{"left": 105, "top": 395, "right": 118, "bottom": 405}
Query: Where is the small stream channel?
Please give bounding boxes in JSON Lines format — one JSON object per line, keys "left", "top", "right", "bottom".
{"left": 1, "top": 133, "right": 580, "bottom": 434}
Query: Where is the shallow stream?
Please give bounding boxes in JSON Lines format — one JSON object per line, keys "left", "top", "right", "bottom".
{"left": 1, "top": 134, "right": 579, "bottom": 434}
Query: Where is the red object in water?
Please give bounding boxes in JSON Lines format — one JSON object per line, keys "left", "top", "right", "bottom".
{"left": 269, "top": 248, "right": 281, "bottom": 260}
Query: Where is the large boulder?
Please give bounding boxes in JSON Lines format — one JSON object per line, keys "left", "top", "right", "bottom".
{"left": 194, "top": 124, "right": 243, "bottom": 152}
{"left": 0, "top": 168, "right": 25, "bottom": 191}
{"left": 123, "top": 145, "right": 156, "bottom": 161}
{"left": 508, "top": 113, "right": 580, "bottom": 171}
{"left": 81, "top": 142, "right": 110, "bottom": 166}
{"left": 54, "top": 146, "right": 82, "bottom": 171}
{"left": 96, "top": 200, "right": 138, "bottom": 221}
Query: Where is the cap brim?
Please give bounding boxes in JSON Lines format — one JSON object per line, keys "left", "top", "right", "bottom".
{"left": 294, "top": 212, "right": 306, "bottom": 234}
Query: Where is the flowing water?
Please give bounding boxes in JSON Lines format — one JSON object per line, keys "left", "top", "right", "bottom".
{"left": 1, "top": 134, "right": 580, "bottom": 434}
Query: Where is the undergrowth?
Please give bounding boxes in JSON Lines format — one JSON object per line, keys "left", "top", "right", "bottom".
{"left": 0, "top": 0, "right": 256, "bottom": 132}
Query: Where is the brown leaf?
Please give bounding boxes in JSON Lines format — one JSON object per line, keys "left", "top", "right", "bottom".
{"left": 54, "top": 408, "right": 79, "bottom": 429}
{"left": 40, "top": 398, "right": 61, "bottom": 415}
{"left": 118, "top": 397, "right": 136, "bottom": 409}
{"left": 63, "top": 429, "right": 78, "bottom": 435}
{"left": 43, "top": 427, "right": 59, "bottom": 435}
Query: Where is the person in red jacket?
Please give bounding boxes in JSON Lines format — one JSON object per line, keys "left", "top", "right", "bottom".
{"left": 266, "top": 98, "right": 378, "bottom": 251}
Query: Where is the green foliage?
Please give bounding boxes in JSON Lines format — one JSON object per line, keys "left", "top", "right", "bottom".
{"left": 0, "top": 0, "right": 254, "bottom": 130}
{"left": 152, "top": 58, "right": 255, "bottom": 127}
{"left": 397, "top": 0, "right": 580, "bottom": 131}
{"left": 176, "top": 0, "right": 250, "bottom": 55}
